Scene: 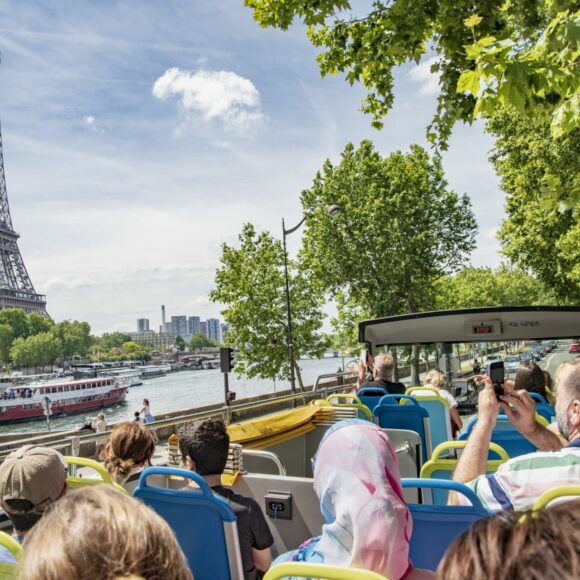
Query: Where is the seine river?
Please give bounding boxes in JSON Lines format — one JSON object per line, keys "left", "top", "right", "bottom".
{"left": 0, "top": 357, "right": 352, "bottom": 435}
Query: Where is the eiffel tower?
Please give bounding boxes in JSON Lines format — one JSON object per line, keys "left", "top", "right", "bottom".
{"left": 0, "top": 121, "right": 48, "bottom": 316}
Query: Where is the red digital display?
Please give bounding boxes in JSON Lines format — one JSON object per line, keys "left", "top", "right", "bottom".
{"left": 473, "top": 325, "right": 493, "bottom": 334}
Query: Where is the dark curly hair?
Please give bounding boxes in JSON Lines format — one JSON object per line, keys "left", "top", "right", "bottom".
{"left": 178, "top": 418, "right": 229, "bottom": 475}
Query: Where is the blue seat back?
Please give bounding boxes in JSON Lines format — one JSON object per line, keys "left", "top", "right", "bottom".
{"left": 406, "top": 388, "right": 452, "bottom": 453}
{"left": 357, "top": 387, "right": 388, "bottom": 413}
{"left": 402, "top": 479, "right": 490, "bottom": 571}
{"left": 458, "top": 415, "right": 538, "bottom": 458}
{"left": 374, "top": 395, "right": 431, "bottom": 463}
{"left": 134, "top": 467, "right": 242, "bottom": 580}
{"left": 529, "top": 392, "right": 555, "bottom": 423}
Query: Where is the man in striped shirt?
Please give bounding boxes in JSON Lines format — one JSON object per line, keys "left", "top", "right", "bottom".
{"left": 450, "top": 358, "right": 580, "bottom": 511}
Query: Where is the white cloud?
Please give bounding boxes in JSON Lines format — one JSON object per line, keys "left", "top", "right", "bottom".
{"left": 83, "top": 115, "right": 105, "bottom": 133}
{"left": 407, "top": 57, "right": 440, "bottom": 96}
{"left": 152, "top": 67, "right": 266, "bottom": 132}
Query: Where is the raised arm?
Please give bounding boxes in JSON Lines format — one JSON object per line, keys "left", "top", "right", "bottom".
{"left": 449, "top": 379, "right": 498, "bottom": 505}
{"left": 499, "top": 390, "right": 564, "bottom": 451}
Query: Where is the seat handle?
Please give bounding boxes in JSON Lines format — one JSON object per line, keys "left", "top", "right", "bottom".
{"left": 137, "top": 466, "right": 212, "bottom": 496}
{"left": 430, "top": 441, "right": 509, "bottom": 462}
{"left": 402, "top": 478, "right": 488, "bottom": 511}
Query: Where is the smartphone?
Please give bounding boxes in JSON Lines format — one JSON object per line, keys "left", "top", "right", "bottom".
{"left": 486, "top": 361, "right": 505, "bottom": 400}
{"left": 359, "top": 348, "right": 368, "bottom": 366}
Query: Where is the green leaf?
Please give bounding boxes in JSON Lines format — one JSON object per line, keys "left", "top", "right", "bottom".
{"left": 464, "top": 14, "right": 483, "bottom": 28}
{"left": 457, "top": 70, "right": 481, "bottom": 96}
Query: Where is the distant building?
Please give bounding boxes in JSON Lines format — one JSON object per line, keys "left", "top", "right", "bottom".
{"left": 200, "top": 321, "right": 207, "bottom": 337}
{"left": 137, "top": 318, "right": 150, "bottom": 332}
{"left": 171, "top": 315, "right": 187, "bottom": 337}
{"left": 188, "top": 316, "right": 201, "bottom": 336}
{"left": 220, "top": 323, "right": 230, "bottom": 342}
{"left": 206, "top": 318, "right": 221, "bottom": 342}
{"left": 127, "top": 331, "right": 174, "bottom": 348}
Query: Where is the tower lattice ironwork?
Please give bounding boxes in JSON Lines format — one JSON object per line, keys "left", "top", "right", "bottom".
{"left": 0, "top": 120, "right": 48, "bottom": 316}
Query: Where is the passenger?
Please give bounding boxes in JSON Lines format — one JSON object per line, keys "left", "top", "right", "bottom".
{"left": 178, "top": 418, "right": 274, "bottom": 579}
{"left": 102, "top": 421, "right": 155, "bottom": 484}
{"left": 92, "top": 412, "right": 107, "bottom": 433}
{"left": 0, "top": 445, "right": 68, "bottom": 563}
{"left": 357, "top": 352, "right": 406, "bottom": 395}
{"left": 277, "top": 419, "right": 433, "bottom": 579}
{"left": 514, "top": 361, "right": 553, "bottom": 402}
{"left": 18, "top": 485, "right": 191, "bottom": 580}
{"left": 450, "top": 359, "right": 580, "bottom": 510}
{"left": 133, "top": 411, "right": 143, "bottom": 423}
{"left": 417, "top": 370, "right": 463, "bottom": 435}
{"left": 436, "top": 499, "right": 580, "bottom": 579}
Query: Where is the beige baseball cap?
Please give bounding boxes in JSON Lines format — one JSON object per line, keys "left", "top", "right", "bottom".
{"left": 0, "top": 445, "right": 67, "bottom": 510}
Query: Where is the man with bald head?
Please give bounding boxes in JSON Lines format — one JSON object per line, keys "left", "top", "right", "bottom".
{"left": 450, "top": 358, "right": 580, "bottom": 511}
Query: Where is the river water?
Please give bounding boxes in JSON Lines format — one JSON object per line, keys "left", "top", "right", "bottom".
{"left": 0, "top": 357, "right": 351, "bottom": 435}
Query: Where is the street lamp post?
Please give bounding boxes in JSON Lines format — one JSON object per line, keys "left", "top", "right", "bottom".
{"left": 282, "top": 204, "right": 341, "bottom": 392}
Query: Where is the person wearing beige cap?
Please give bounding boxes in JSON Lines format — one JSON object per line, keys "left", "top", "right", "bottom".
{"left": 0, "top": 445, "right": 68, "bottom": 563}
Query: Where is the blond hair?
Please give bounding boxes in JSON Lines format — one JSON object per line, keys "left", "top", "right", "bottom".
{"left": 374, "top": 353, "right": 395, "bottom": 380}
{"left": 423, "top": 370, "right": 445, "bottom": 390}
{"left": 18, "top": 485, "right": 190, "bottom": 580}
{"left": 102, "top": 422, "right": 156, "bottom": 483}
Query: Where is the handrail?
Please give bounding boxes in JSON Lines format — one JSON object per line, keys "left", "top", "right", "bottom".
{"left": 312, "top": 371, "right": 357, "bottom": 392}
{"left": 242, "top": 449, "right": 287, "bottom": 476}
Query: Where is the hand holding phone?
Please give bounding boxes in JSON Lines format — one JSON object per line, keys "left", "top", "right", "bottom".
{"left": 486, "top": 361, "right": 505, "bottom": 400}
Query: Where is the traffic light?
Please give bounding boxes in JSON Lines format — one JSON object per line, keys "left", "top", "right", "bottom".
{"left": 220, "top": 347, "right": 234, "bottom": 373}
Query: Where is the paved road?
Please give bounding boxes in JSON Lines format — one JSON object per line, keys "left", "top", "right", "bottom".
{"left": 539, "top": 343, "right": 577, "bottom": 380}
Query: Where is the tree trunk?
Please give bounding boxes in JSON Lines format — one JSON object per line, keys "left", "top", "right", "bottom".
{"left": 407, "top": 291, "right": 420, "bottom": 385}
{"left": 293, "top": 357, "right": 304, "bottom": 391}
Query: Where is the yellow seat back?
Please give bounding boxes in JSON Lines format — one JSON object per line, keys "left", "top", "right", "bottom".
{"left": 0, "top": 531, "right": 22, "bottom": 560}
{"left": 64, "top": 456, "right": 129, "bottom": 495}
{"left": 533, "top": 485, "right": 580, "bottom": 510}
{"left": 325, "top": 394, "right": 372, "bottom": 420}
{"left": 264, "top": 562, "right": 388, "bottom": 580}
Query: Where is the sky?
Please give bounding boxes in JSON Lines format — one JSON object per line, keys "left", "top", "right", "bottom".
{"left": 0, "top": 1, "right": 503, "bottom": 335}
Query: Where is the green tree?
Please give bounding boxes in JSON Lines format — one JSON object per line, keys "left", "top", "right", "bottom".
{"left": 433, "top": 265, "right": 559, "bottom": 309}
{"left": 210, "top": 223, "right": 329, "bottom": 387}
{"left": 189, "top": 333, "right": 215, "bottom": 349}
{"left": 488, "top": 111, "right": 580, "bottom": 300}
{"left": 52, "top": 321, "right": 92, "bottom": 359}
{"left": 27, "top": 312, "right": 54, "bottom": 336}
{"left": 98, "top": 332, "right": 132, "bottom": 350}
{"left": 245, "top": 1, "right": 578, "bottom": 147}
{"left": 301, "top": 141, "right": 477, "bottom": 316}
{"left": 0, "top": 309, "right": 29, "bottom": 340}
{"left": 0, "top": 324, "right": 14, "bottom": 363}
{"left": 10, "top": 332, "right": 61, "bottom": 370}
{"left": 175, "top": 335, "right": 186, "bottom": 351}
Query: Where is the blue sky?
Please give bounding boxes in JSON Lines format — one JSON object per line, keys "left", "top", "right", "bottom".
{"left": 0, "top": 1, "right": 503, "bottom": 335}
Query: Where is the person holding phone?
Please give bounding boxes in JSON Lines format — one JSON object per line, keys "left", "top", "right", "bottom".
{"left": 357, "top": 352, "right": 406, "bottom": 395}
{"left": 448, "top": 359, "right": 580, "bottom": 511}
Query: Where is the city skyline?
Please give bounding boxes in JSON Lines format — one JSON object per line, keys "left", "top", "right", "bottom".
{"left": 0, "top": 2, "right": 503, "bottom": 335}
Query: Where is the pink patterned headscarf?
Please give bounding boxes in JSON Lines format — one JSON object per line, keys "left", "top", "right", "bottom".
{"left": 310, "top": 419, "right": 413, "bottom": 579}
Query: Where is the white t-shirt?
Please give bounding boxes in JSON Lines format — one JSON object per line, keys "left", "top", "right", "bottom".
{"left": 415, "top": 385, "right": 458, "bottom": 408}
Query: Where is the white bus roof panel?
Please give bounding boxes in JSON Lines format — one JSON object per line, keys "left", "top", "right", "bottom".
{"left": 358, "top": 307, "right": 580, "bottom": 346}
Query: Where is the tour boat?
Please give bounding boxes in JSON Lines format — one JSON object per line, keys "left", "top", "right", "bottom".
{"left": 0, "top": 376, "right": 128, "bottom": 424}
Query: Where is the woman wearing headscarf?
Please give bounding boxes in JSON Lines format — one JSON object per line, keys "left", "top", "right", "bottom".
{"left": 276, "top": 419, "right": 433, "bottom": 579}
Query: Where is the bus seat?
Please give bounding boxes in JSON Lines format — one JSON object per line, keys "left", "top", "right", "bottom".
{"left": 64, "top": 456, "right": 129, "bottom": 495}
{"left": 405, "top": 387, "right": 452, "bottom": 453}
{"left": 357, "top": 387, "right": 388, "bottom": 414}
{"left": 134, "top": 467, "right": 244, "bottom": 580}
{"left": 0, "top": 531, "right": 22, "bottom": 560}
{"left": 533, "top": 485, "right": 580, "bottom": 510}
{"left": 374, "top": 395, "right": 431, "bottom": 463}
{"left": 420, "top": 441, "right": 509, "bottom": 505}
{"left": 402, "top": 478, "right": 490, "bottom": 571}
{"left": 264, "top": 562, "right": 388, "bottom": 580}
{"left": 325, "top": 394, "right": 372, "bottom": 421}
{"left": 458, "top": 414, "right": 548, "bottom": 459}
{"left": 528, "top": 392, "right": 555, "bottom": 423}
{"left": 0, "top": 562, "right": 18, "bottom": 578}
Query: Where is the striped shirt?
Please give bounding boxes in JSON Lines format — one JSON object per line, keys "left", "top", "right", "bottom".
{"left": 458, "top": 440, "right": 580, "bottom": 512}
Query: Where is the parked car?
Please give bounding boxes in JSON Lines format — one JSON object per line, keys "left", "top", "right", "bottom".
{"left": 569, "top": 343, "right": 580, "bottom": 354}
{"left": 504, "top": 355, "right": 521, "bottom": 374}
{"left": 486, "top": 354, "right": 502, "bottom": 363}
